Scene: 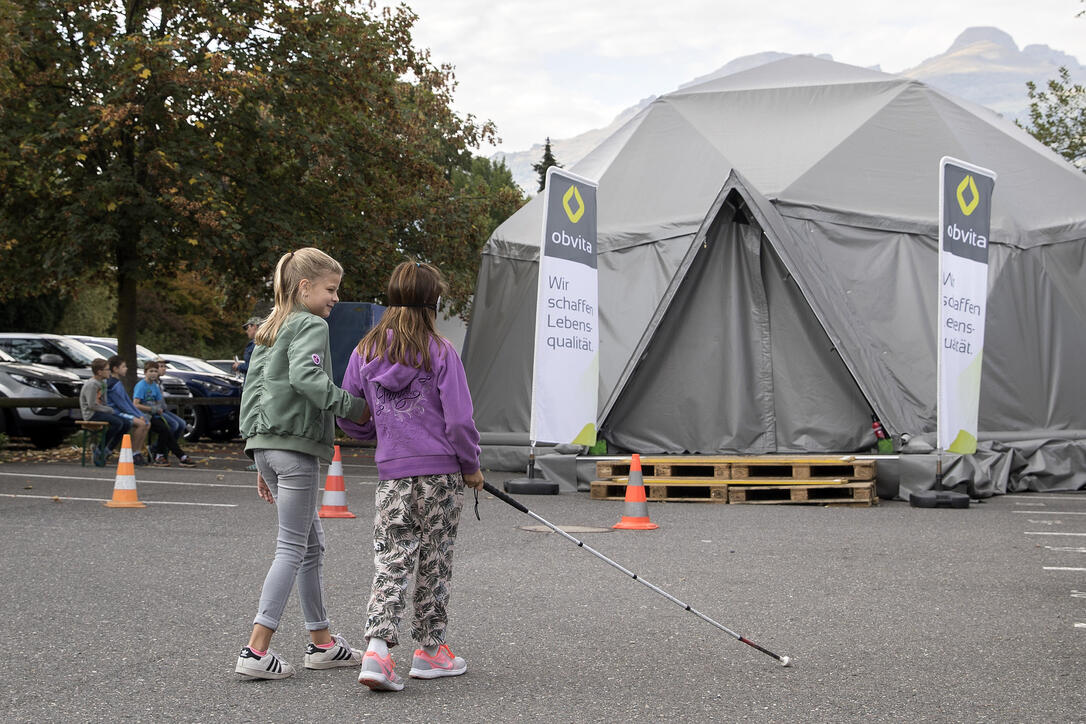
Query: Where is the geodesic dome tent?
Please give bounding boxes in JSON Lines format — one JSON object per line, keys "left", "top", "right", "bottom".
{"left": 462, "top": 56, "right": 1086, "bottom": 495}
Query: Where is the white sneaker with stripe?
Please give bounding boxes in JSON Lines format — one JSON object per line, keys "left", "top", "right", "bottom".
{"left": 235, "top": 647, "right": 296, "bottom": 680}
{"left": 303, "top": 634, "right": 364, "bottom": 670}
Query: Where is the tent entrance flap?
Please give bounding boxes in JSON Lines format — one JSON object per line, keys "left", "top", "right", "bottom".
{"left": 601, "top": 201, "right": 871, "bottom": 454}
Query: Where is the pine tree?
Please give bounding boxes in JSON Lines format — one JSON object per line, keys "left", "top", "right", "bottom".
{"left": 532, "top": 137, "right": 562, "bottom": 192}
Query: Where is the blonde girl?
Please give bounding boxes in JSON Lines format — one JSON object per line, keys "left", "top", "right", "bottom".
{"left": 234, "top": 247, "right": 369, "bottom": 680}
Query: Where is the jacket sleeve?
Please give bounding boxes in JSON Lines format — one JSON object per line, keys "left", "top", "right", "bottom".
{"left": 107, "top": 379, "right": 143, "bottom": 419}
{"left": 335, "top": 349, "right": 375, "bottom": 440}
{"left": 434, "top": 341, "right": 481, "bottom": 474}
{"left": 79, "top": 381, "right": 98, "bottom": 420}
{"left": 286, "top": 315, "right": 366, "bottom": 420}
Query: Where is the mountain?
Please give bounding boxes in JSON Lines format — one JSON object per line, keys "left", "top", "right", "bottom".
{"left": 494, "top": 27, "right": 1084, "bottom": 193}
{"left": 900, "top": 26, "right": 1084, "bottom": 118}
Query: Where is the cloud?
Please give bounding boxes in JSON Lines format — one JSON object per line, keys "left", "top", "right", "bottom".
{"left": 383, "top": 0, "right": 1086, "bottom": 151}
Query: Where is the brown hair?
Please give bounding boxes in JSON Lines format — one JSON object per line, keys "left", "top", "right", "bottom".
{"left": 91, "top": 358, "right": 108, "bottom": 374}
{"left": 256, "top": 247, "right": 343, "bottom": 347}
{"left": 358, "top": 261, "right": 447, "bottom": 371}
{"left": 143, "top": 360, "right": 160, "bottom": 372}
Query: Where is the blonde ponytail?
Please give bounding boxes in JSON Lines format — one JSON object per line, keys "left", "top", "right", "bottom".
{"left": 256, "top": 248, "right": 343, "bottom": 347}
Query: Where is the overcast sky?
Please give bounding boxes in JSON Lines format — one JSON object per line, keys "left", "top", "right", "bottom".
{"left": 378, "top": 0, "right": 1086, "bottom": 153}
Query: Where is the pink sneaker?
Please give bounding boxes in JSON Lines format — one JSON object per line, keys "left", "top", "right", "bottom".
{"left": 409, "top": 644, "right": 467, "bottom": 679}
{"left": 358, "top": 651, "right": 404, "bottom": 691}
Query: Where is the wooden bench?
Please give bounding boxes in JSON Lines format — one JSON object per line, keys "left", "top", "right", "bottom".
{"left": 75, "top": 420, "right": 110, "bottom": 467}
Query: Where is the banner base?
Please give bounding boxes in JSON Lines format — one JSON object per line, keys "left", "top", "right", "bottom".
{"left": 504, "top": 477, "right": 559, "bottom": 495}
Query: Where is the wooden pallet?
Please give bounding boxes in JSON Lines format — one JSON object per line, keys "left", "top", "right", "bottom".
{"left": 727, "top": 481, "right": 878, "bottom": 507}
{"left": 590, "top": 480, "right": 729, "bottom": 503}
{"left": 604, "top": 476, "right": 850, "bottom": 487}
{"left": 596, "top": 456, "right": 875, "bottom": 483}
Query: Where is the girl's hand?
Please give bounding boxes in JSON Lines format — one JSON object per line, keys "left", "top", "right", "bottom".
{"left": 354, "top": 405, "right": 371, "bottom": 425}
{"left": 463, "top": 470, "right": 484, "bottom": 490}
{"left": 257, "top": 472, "right": 274, "bottom": 504}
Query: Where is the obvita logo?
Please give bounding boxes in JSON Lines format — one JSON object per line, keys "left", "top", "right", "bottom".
{"left": 956, "top": 175, "right": 979, "bottom": 216}
{"left": 563, "top": 185, "right": 585, "bottom": 223}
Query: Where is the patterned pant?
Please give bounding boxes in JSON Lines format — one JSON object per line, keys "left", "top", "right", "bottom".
{"left": 365, "top": 473, "right": 464, "bottom": 648}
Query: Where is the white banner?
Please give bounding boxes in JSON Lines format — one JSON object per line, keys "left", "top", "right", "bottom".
{"left": 530, "top": 167, "right": 599, "bottom": 446}
{"left": 937, "top": 157, "right": 996, "bottom": 454}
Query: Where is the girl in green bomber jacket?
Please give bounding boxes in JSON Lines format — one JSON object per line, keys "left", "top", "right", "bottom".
{"left": 233, "top": 247, "right": 370, "bottom": 681}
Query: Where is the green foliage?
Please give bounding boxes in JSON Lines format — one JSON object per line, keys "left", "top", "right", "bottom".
{"left": 134, "top": 272, "right": 257, "bottom": 358}
{"left": 0, "top": 292, "right": 72, "bottom": 331}
{"left": 1018, "top": 67, "right": 1086, "bottom": 172}
{"left": 0, "top": 0, "right": 502, "bottom": 366}
{"left": 446, "top": 155, "right": 527, "bottom": 315}
{"left": 54, "top": 282, "right": 117, "bottom": 337}
{"left": 532, "top": 137, "right": 562, "bottom": 192}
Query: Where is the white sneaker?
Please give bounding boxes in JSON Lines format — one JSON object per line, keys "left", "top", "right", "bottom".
{"left": 235, "top": 647, "right": 295, "bottom": 680}
{"left": 304, "top": 634, "right": 364, "bottom": 670}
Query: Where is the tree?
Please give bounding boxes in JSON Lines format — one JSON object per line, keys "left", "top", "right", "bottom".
{"left": 1018, "top": 67, "right": 1086, "bottom": 172}
{"left": 0, "top": 0, "right": 497, "bottom": 384}
{"left": 446, "top": 155, "right": 526, "bottom": 315}
{"left": 531, "top": 136, "right": 561, "bottom": 192}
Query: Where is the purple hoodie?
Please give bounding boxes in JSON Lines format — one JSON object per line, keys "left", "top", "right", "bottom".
{"left": 337, "top": 336, "right": 481, "bottom": 480}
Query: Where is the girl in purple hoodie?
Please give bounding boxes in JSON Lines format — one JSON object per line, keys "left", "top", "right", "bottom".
{"left": 337, "top": 260, "right": 484, "bottom": 692}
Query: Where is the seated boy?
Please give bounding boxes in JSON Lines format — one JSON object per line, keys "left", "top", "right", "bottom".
{"left": 78, "top": 358, "right": 131, "bottom": 467}
{"left": 105, "top": 355, "right": 151, "bottom": 465}
{"left": 133, "top": 360, "right": 195, "bottom": 467}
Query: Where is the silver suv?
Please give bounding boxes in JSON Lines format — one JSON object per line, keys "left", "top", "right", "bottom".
{"left": 0, "top": 332, "right": 192, "bottom": 419}
{"left": 0, "top": 347, "right": 82, "bottom": 448}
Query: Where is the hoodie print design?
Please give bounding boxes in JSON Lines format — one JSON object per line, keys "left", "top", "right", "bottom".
{"left": 373, "top": 373, "right": 434, "bottom": 431}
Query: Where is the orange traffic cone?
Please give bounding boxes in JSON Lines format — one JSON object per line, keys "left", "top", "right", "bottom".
{"left": 104, "top": 434, "right": 146, "bottom": 508}
{"left": 318, "top": 445, "right": 355, "bottom": 518}
{"left": 612, "top": 454, "right": 657, "bottom": 530}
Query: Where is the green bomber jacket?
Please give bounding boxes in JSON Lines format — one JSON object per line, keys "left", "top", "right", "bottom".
{"left": 240, "top": 308, "right": 365, "bottom": 463}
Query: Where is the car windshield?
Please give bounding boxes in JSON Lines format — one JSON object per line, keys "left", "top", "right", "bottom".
{"left": 83, "top": 342, "right": 114, "bottom": 358}
{"left": 1, "top": 336, "right": 97, "bottom": 366}
{"left": 79, "top": 338, "right": 160, "bottom": 366}
{"left": 172, "top": 357, "right": 230, "bottom": 376}
{"left": 50, "top": 337, "right": 99, "bottom": 364}
{"left": 135, "top": 345, "right": 158, "bottom": 365}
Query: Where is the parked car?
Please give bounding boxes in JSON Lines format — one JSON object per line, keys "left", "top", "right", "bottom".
{"left": 0, "top": 332, "right": 194, "bottom": 436}
{"left": 206, "top": 359, "right": 240, "bottom": 377}
{"left": 169, "top": 355, "right": 243, "bottom": 384}
{"left": 0, "top": 347, "right": 82, "bottom": 448}
{"left": 158, "top": 354, "right": 243, "bottom": 441}
{"left": 68, "top": 337, "right": 240, "bottom": 442}
{"left": 0, "top": 333, "right": 105, "bottom": 380}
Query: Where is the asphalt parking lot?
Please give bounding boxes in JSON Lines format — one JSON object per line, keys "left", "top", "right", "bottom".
{"left": 1, "top": 447, "right": 1084, "bottom": 722}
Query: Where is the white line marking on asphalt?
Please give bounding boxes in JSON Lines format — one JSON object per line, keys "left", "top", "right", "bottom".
{"left": 0, "top": 471, "right": 379, "bottom": 488}
{"left": 1043, "top": 546, "right": 1086, "bottom": 553}
{"left": 0, "top": 471, "right": 250, "bottom": 489}
{"left": 1043, "top": 567, "right": 1086, "bottom": 572}
{"left": 1015, "top": 502, "right": 1047, "bottom": 506}
{"left": 1015, "top": 511, "right": 1086, "bottom": 515}
{"left": 1025, "top": 532, "right": 1086, "bottom": 536}
{"left": 1014, "top": 496, "right": 1086, "bottom": 502}
{"left": 1, "top": 493, "right": 235, "bottom": 508}
{"left": 1075, "top": 623, "right": 1086, "bottom": 629}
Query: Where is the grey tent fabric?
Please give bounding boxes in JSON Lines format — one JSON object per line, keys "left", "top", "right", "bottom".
{"left": 462, "top": 56, "right": 1086, "bottom": 495}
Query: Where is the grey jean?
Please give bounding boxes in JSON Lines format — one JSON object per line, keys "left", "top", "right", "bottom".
{"left": 252, "top": 449, "right": 330, "bottom": 632}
